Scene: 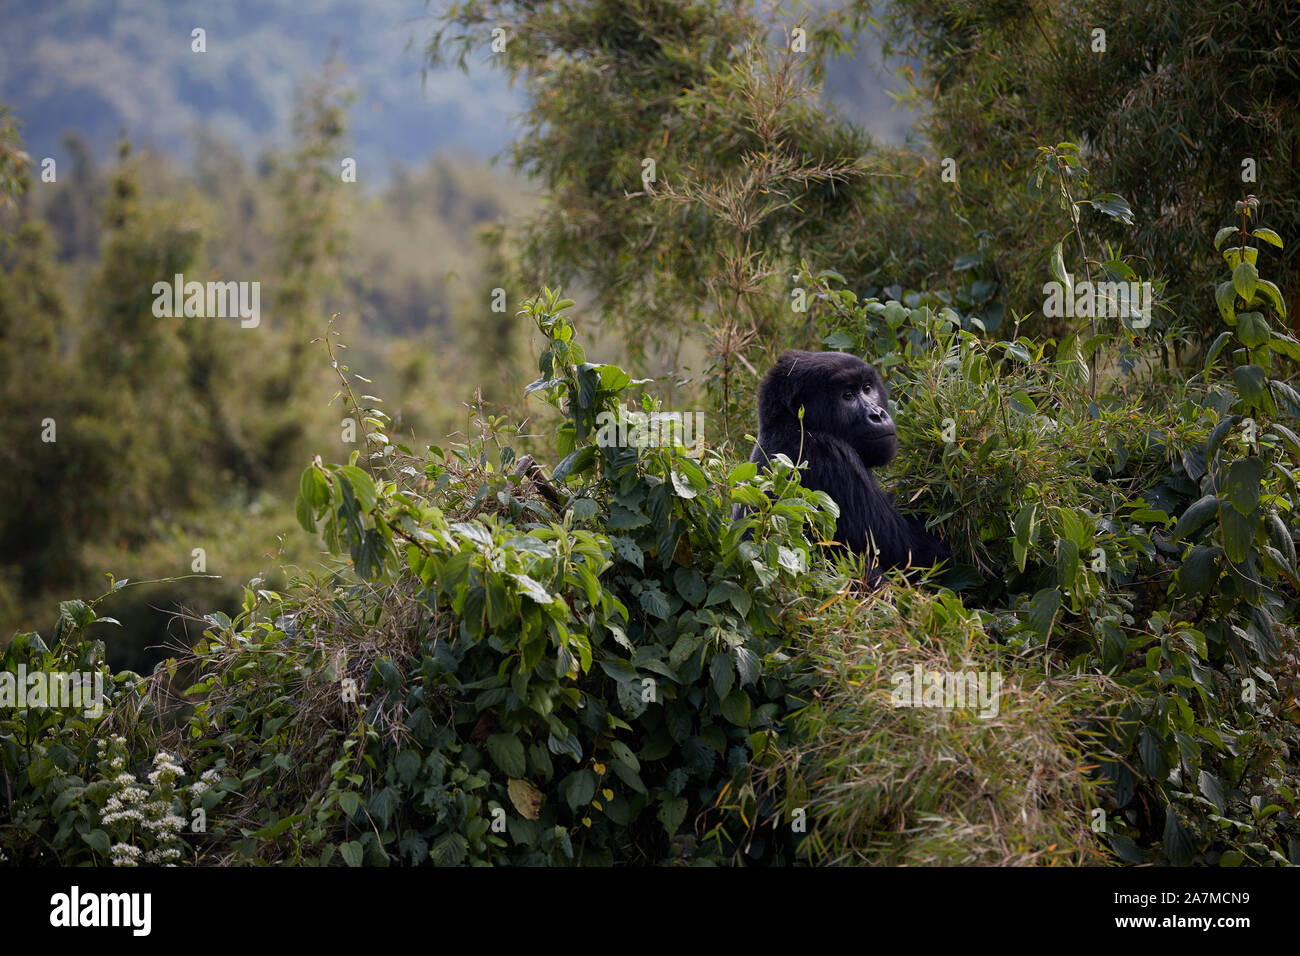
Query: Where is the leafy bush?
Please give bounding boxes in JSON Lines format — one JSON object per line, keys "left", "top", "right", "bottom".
{"left": 781, "top": 198, "right": 1300, "bottom": 865}
{"left": 5, "top": 212, "right": 1297, "bottom": 866}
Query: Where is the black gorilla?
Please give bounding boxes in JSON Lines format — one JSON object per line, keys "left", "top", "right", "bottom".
{"left": 738, "top": 350, "right": 949, "bottom": 575}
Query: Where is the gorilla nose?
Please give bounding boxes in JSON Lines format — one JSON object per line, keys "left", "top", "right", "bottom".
{"left": 866, "top": 406, "right": 888, "bottom": 423}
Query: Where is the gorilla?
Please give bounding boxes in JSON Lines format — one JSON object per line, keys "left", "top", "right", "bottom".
{"left": 737, "top": 350, "right": 949, "bottom": 576}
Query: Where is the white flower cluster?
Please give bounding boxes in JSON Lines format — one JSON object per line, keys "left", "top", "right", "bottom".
{"left": 97, "top": 741, "right": 201, "bottom": 867}
{"left": 110, "top": 842, "right": 143, "bottom": 866}
{"left": 189, "top": 768, "right": 221, "bottom": 797}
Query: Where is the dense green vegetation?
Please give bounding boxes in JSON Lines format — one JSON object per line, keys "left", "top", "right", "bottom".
{"left": 2, "top": 0, "right": 1298, "bottom": 866}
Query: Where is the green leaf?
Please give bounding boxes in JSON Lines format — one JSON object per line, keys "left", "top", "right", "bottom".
{"left": 1163, "top": 806, "right": 1196, "bottom": 866}
{"left": 673, "top": 568, "right": 707, "bottom": 605}
{"left": 1027, "top": 588, "right": 1060, "bottom": 640}
{"left": 486, "top": 734, "right": 527, "bottom": 777}
{"left": 1049, "top": 243, "right": 1072, "bottom": 301}
{"left": 338, "top": 791, "right": 362, "bottom": 816}
{"left": 552, "top": 445, "right": 597, "bottom": 482}
{"left": 430, "top": 833, "right": 467, "bottom": 866}
{"left": 720, "top": 689, "right": 752, "bottom": 727}
{"left": 339, "top": 841, "right": 364, "bottom": 866}
{"left": 570, "top": 497, "right": 599, "bottom": 520}
{"left": 1204, "top": 331, "right": 1233, "bottom": 373}
{"left": 1236, "top": 312, "right": 1269, "bottom": 348}
{"left": 337, "top": 465, "right": 377, "bottom": 513}
{"left": 1012, "top": 503, "right": 1038, "bottom": 572}
{"left": 710, "top": 652, "right": 735, "bottom": 700}
{"left": 511, "top": 573, "right": 555, "bottom": 606}
{"left": 1206, "top": 414, "right": 1241, "bottom": 461}
{"left": 1250, "top": 227, "right": 1283, "bottom": 249}
{"left": 81, "top": 828, "right": 111, "bottom": 856}
{"left": 1170, "top": 494, "right": 1219, "bottom": 542}
{"left": 561, "top": 769, "right": 596, "bottom": 811}
{"left": 1090, "top": 193, "right": 1134, "bottom": 224}
{"left": 1266, "top": 511, "right": 1296, "bottom": 570}
{"left": 1178, "top": 545, "right": 1221, "bottom": 596}
{"left": 638, "top": 586, "right": 671, "bottom": 619}
{"left": 727, "top": 461, "right": 758, "bottom": 483}
{"left": 657, "top": 795, "right": 688, "bottom": 839}
{"left": 670, "top": 469, "right": 698, "bottom": 499}
{"left": 1219, "top": 502, "right": 1257, "bottom": 563}
{"left": 1214, "top": 281, "right": 1237, "bottom": 325}
{"left": 1056, "top": 537, "right": 1079, "bottom": 589}
{"left": 610, "top": 535, "right": 643, "bottom": 569}
{"left": 1223, "top": 245, "right": 1258, "bottom": 268}
{"left": 1214, "top": 226, "right": 1239, "bottom": 250}
{"left": 1232, "top": 365, "right": 1269, "bottom": 412}
{"left": 1255, "top": 279, "right": 1287, "bottom": 319}
{"left": 1232, "top": 260, "right": 1259, "bottom": 301}
{"left": 1198, "top": 770, "right": 1227, "bottom": 814}
{"left": 1268, "top": 332, "right": 1300, "bottom": 361}
{"left": 1223, "top": 457, "right": 1264, "bottom": 515}
{"left": 1139, "top": 727, "right": 1168, "bottom": 778}
{"left": 1109, "top": 834, "right": 1143, "bottom": 864}
{"left": 822, "top": 331, "right": 856, "bottom": 350}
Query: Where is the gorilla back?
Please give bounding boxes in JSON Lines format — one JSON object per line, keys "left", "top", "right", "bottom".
{"left": 740, "top": 350, "right": 949, "bottom": 575}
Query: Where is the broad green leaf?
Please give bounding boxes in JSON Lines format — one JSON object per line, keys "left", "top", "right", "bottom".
{"left": 1206, "top": 414, "right": 1241, "bottom": 461}
{"left": 727, "top": 461, "right": 758, "bottom": 483}
{"left": 1163, "top": 806, "right": 1196, "bottom": 866}
{"left": 1232, "top": 365, "right": 1269, "bottom": 412}
{"left": 1250, "top": 227, "right": 1283, "bottom": 248}
{"left": 1223, "top": 457, "right": 1264, "bottom": 515}
{"left": 1232, "top": 261, "right": 1259, "bottom": 301}
{"left": 1170, "top": 494, "right": 1219, "bottom": 542}
{"left": 1027, "top": 588, "right": 1060, "bottom": 640}
{"left": 1214, "top": 281, "right": 1237, "bottom": 324}
{"left": 1178, "top": 545, "right": 1221, "bottom": 596}
{"left": 1235, "top": 312, "right": 1269, "bottom": 348}
{"left": 720, "top": 689, "right": 752, "bottom": 727}
{"left": 337, "top": 465, "right": 377, "bottom": 512}
{"left": 561, "top": 770, "right": 596, "bottom": 811}
{"left": 657, "top": 795, "right": 688, "bottom": 839}
{"left": 486, "top": 733, "right": 527, "bottom": 777}
{"left": 1218, "top": 502, "right": 1257, "bottom": 563}
{"left": 1255, "top": 279, "right": 1287, "bottom": 319}
{"left": 1090, "top": 193, "right": 1134, "bottom": 224}
{"left": 1268, "top": 333, "right": 1300, "bottom": 360}
{"left": 511, "top": 573, "right": 555, "bottom": 605}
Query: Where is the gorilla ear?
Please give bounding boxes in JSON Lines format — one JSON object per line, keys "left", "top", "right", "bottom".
{"left": 775, "top": 352, "right": 808, "bottom": 418}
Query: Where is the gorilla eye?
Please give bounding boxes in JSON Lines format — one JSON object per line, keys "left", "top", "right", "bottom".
{"left": 841, "top": 389, "right": 856, "bottom": 402}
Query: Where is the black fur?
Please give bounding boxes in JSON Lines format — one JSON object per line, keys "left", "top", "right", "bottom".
{"left": 738, "top": 350, "right": 949, "bottom": 574}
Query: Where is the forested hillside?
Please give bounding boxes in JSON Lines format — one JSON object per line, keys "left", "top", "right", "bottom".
{"left": 1, "top": 0, "right": 1298, "bottom": 874}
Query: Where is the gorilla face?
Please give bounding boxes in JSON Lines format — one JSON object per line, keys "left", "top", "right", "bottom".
{"left": 766, "top": 350, "right": 897, "bottom": 468}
